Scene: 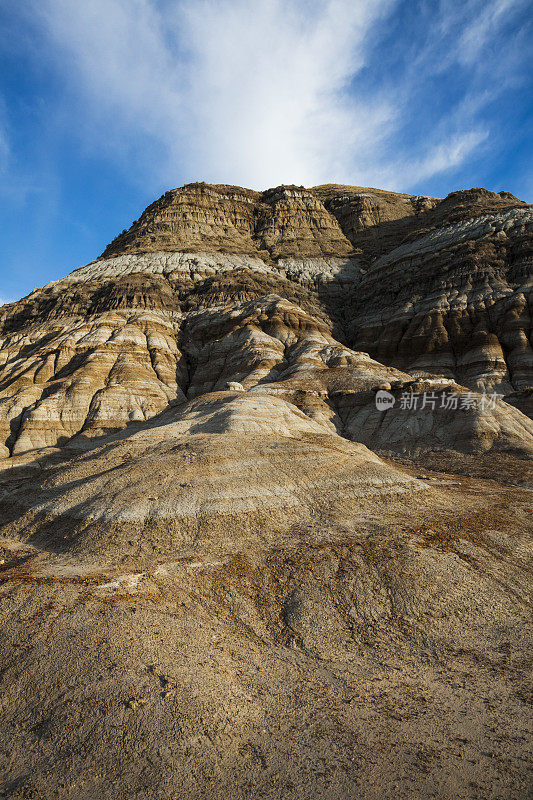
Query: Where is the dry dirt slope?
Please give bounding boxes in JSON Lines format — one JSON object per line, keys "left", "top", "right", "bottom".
{"left": 0, "top": 182, "right": 531, "bottom": 800}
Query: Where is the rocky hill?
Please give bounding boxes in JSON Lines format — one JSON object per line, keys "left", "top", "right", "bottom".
{"left": 0, "top": 182, "right": 531, "bottom": 457}
{"left": 0, "top": 183, "right": 532, "bottom": 800}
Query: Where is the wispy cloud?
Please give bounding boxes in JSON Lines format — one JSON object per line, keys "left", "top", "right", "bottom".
{"left": 403, "top": 130, "right": 490, "bottom": 186}
{"left": 0, "top": 102, "right": 10, "bottom": 174}
{"left": 457, "top": 0, "right": 527, "bottom": 66}
{"left": 34, "top": 0, "right": 396, "bottom": 187}
{"left": 0, "top": 131, "right": 8, "bottom": 173}
{"left": 12, "top": 0, "right": 533, "bottom": 191}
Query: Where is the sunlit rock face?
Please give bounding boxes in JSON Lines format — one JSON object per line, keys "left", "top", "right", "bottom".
{"left": 0, "top": 181, "right": 530, "bottom": 457}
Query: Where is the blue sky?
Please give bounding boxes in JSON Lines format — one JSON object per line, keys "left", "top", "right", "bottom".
{"left": 0, "top": 0, "right": 531, "bottom": 303}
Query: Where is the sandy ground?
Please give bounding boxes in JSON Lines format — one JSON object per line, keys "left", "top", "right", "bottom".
{"left": 0, "top": 448, "right": 531, "bottom": 799}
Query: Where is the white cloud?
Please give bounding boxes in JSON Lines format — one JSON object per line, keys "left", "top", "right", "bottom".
{"left": 0, "top": 102, "right": 10, "bottom": 174}
{"left": 457, "top": 0, "right": 525, "bottom": 65}
{"left": 174, "top": 0, "right": 397, "bottom": 186}
{"left": 357, "top": 129, "right": 490, "bottom": 193}
{"left": 27, "top": 0, "right": 530, "bottom": 192}
{"left": 400, "top": 130, "right": 490, "bottom": 187}
{"left": 36, "top": 0, "right": 397, "bottom": 187}
{"left": 0, "top": 130, "right": 8, "bottom": 172}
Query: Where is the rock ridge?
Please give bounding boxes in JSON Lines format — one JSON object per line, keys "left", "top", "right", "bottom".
{"left": 0, "top": 181, "right": 531, "bottom": 458}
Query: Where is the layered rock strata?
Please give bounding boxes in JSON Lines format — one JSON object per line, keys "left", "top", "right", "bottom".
{"left": 0, "top": 181, "right": 531, "bottom": 461}
{"left": 0, "top": 182, "right": 532, "bottom": 800}
{"left": 1, "top": 287, "right": 532, "bottom": 457}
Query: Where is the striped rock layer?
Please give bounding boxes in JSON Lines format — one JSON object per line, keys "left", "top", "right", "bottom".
{"left": 0, "top": 182, "right": 531, "bottom": 459}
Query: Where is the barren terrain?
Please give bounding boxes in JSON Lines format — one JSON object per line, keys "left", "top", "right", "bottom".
{"left": 0, "top": 182, "right": 531, "bottom": 799}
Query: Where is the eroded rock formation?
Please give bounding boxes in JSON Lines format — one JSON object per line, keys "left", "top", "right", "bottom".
{"left": 0, "top": 181, "right": 531, "bottom": 458}
{"left": 0, "top": 182, "right": 532, "bottom": 800}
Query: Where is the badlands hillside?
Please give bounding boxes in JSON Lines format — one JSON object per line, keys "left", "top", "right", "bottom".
{"left": 0, "top": 182, "right": 532, "bottom": 799}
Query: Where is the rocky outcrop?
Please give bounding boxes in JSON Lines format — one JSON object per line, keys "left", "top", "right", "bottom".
{"left": 0, "top": 181, "right": 532, "bottom": 800}
{"left": 98, "top": 182, "right": 533, "bottom": 397}
{"left": 346, "top": 203, "right": 532, "bottom": 393}
{"left": 101, "top": 183, "right": 355, "bottom": 261}
{"left": 1, "top": 285, "right": 531, "bottom": 457}
{"left": 0, "top": 181, "right": 531, "bottom": 457}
